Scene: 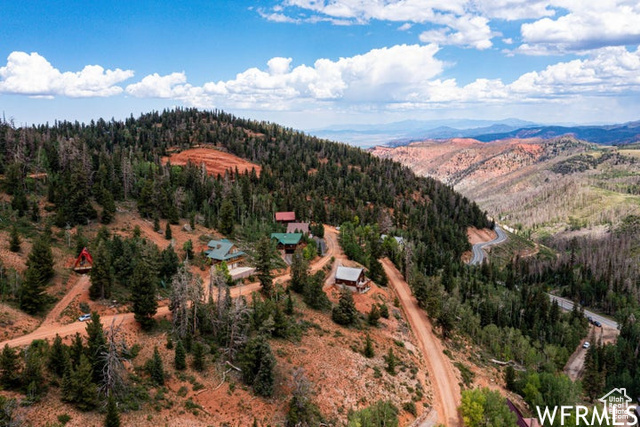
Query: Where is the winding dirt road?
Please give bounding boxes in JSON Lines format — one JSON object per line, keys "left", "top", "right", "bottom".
{"left": 381, "top": 258, "right": 462, "bottom": 427}
{"left": 0, "top": 227, "right": 340, "bottom": 349}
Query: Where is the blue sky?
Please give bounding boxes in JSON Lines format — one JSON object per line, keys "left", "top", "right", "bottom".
{"left": 2, "top": 0, "right": 640, "bottom": 131}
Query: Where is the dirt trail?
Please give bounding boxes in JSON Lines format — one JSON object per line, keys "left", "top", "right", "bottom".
{"left": 0, "top": 227, "right": 339, "bottom": 349}
{"left": 564, "top": 324, "right": 619, "bottom": 381}
{"left": 42, "top": 274, "right": 90, "bottom": 327}
{"left": 381, "top": 258, "right": 462, "bottom": 427}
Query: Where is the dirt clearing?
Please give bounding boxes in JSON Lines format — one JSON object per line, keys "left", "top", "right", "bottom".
{"left": 162, "top": 147, "right": 261, "bottom": 177}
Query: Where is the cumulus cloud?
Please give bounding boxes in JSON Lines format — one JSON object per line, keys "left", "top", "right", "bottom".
{"left": 123, "top": 43, "right": 640, "bottom": 112}
{"left": 0, "top": 51, "right": 133, "bottom": 97}
{"left": 510, "top": 46, "right": 640, "bottom": 95}
{"left": 419, "top": 15, "right": 495, "bottom": 49}
{"left": 125, "top": 72, "right": 212, "bottom": 107}
{"left": 519, "top": 2, "right": 640, "bottom": 53}
{"left": 128, "top": 44, "right": 448, "bottom": 109}
{"left": 263, "top": 1, "right": 640, "bottom": 54}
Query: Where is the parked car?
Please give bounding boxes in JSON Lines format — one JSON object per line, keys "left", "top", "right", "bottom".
{"left": 78, "top": 313, "right": 91, "bottom": 322}
{"left": 583, "top": 341, "right": 591, "bottom": 349}
{"left": 594, "top": 320, "right": 602, "bottom": 327}
{"left": 587, "top": 316, "right": 593, "bottom": 324}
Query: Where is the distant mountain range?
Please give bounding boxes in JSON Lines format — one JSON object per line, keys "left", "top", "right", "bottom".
{"left": 472, "top": 121, "right": 640, "bottom": 145}
{"left": 309, "top": 119, "right": 640, "bottom": 147}
{"left": 309, "top": 118, "right": 539, "bottom": 147}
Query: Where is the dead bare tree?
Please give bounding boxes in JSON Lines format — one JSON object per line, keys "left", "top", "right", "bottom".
{"left": 100, "top": 318, "right": 129, "bottom": 399}
{"left": 170, "top": 261, "right": 203, "bottom": 339}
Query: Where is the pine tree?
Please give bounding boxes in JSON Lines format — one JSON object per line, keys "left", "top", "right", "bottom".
{"left": 303, "top": 271, "right": 331, "bottom": 311}
{"left": 90, "top": 241, "right": 114, "bottom": 300}
{"left": 63, "top": 354, "right": 98, "bottom": 411}
{"left": 239, "top": 335, "right": 276, "bottom": 397}
{"left": 367, "top": 304, "right": 381, "bottom": 326}
{"left": 285, "top": 291, "right": 294, "bottom": 315}
{"left": 174, "top": 340, "right": 186, "bottom": 371}
{"left": 104, "top": 393, "right": 121, "bottom": 427}
{"left": 22, "top": 343, "right": 46, "bottom": 398}
{"left": 69, "top": 332, "right": 84, "bottom": 367}
{"left": 290, "top": 248, "right": 308, "bottom": 294}
{"left": 86, "top": 312, "right": 107, "bottom": 384}
{"left": 505, "top": 366, "right": 516, "bottom": 392}
{"left": 165, "top": 222, "right": 172, "bottom": 240}
{"left": 148, "top": 347, "right": 164, "bottom": 386}
{"left": 48, "top": 334, "right": 69, "bottom": 377}
{"left": 273, "top": 304, "right": 288, "bottom": 338}
{"left": 385, "top": 348, "right": 396, "bottom": 375}
{"left": 9, "top": 226, "right": 20, "bottom": 253}
{"left": 255, "top": 236, "right": 275, "bottom": 295}
{"left": 20, "top": 233, "right": 55, "bottom": 314}
{"left": 332, "top": 289, "right": 358, "bottom": 326}
{"left": 100, "top": 187, "right": 116, "bottom": 224}
{"left": 192, "top": 342, "right": 205, "bottom": 372}
{"left": 131, "top": 260, "right": 158, "bottom": 330}
{"left": 30, "top": 200, "right": 40, "bottom": 222}
{"left": 153, "top": 215, "right": 160, "bottom": 232}
{"left": 0, "top": 344, "right": 20, "bottom": 389}
{"left": 363, "top": 334, "right": 375, "bottom": 358}
{"left": 219, "top": 199, "right": 235, "bottom": 235}
{"left": 378, "top": 302, "right": 389, "bottom": 319}
{"left": 11, "top": 187, "right": 28, "bottom": 216}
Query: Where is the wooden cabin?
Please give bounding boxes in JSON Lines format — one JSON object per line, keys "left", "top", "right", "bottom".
{"left": 335, "top": 266, "right": 370, "bottom": 293}
{"left": 73, "top": 247, "right": 93, "bottom": 274}
{"left": 204, "top": 239, "right": 245, "bottom": 269}
{"left": 271, "top": 233, "right": 303, "bottom": 254}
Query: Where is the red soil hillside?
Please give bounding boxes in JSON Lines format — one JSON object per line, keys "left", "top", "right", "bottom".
{"left": 163, "top": 147, "right": 261, "bottom": 177}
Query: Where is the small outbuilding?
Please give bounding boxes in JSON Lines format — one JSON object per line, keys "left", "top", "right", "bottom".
{"left": 73, "top": 247, "right": 93, "bottom": 274}
{"left": 335, "top": 266, "right": 370, "bottom": 293}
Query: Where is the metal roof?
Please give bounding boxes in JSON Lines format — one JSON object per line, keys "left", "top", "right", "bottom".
{"left": 205, "top": 239, "right": 244, "bottom": 261}
{"left": 271, "top": 233, "right": 303, "bottom": 245}
{"left": 336, "top": 266, "right": 364, "bottom": 282}
{"left": 275, "top": 211, "right": 296, "bottom": 222}
{"left": 286, "top": 222, "right": 310, "bottom": 234}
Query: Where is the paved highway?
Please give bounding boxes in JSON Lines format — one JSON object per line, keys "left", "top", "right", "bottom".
{"left": 547, "top": 294, "right": 619, "bottom": 329}
{"left": 469, "top": 225, "right": 507, "bottom": 265}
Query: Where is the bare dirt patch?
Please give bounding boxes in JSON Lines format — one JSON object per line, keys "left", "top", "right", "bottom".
{"left": 162, "top": 147, "right": 261, "bottom": 177}
{"left": 467, "top": 227, "right": 497, "bottom": 245}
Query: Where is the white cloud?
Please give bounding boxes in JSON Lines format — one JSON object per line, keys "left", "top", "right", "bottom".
{"left": 264, "top": 1, "right": 640, "bottom": 55}
{"left": 0, "top": 51, "right": 133, "bottom": 97}
{"left": 127, "top": 44, "right": 447, "bottom": 109}
{"left": 510, "top": 46, "right": 640, "bottom": 95}
{"left": 469, "top": 0, "right": 555, "bottom": 20}
{"left": 419, "top": 15, "right": 495, "bottom": 49}
{"left": 398, "top": 23, "right": 412, "bottom": 31}
{"left": 124, "top": 44, "right": 640, "bottom": 113}
{"left": 519, "top": 1, "right": 640, "bottom": 53}
{"left": 125, "top": 72, "right": 212, "bottom": 107}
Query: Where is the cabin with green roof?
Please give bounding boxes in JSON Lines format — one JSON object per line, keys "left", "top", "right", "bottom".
{"left": 204, "top": 239, "right": 245, "bottom": 269}
{"left": 271, "top": 232, "right": 304, "bottom": 253}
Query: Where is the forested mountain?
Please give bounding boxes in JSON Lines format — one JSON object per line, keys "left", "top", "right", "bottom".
{"left": 0, "top": 108, "right": 489, "bottom": 274}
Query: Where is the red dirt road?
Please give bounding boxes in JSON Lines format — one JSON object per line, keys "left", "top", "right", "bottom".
{"left": 0, "top": 227, "right": 340, "bottom": 349}
{"left": 382, "top": 258, "right": 462, "bottom": 427}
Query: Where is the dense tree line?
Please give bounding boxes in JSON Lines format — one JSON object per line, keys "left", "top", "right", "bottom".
{"left": 0, "top": 108, "right": 488, "bottom": 276}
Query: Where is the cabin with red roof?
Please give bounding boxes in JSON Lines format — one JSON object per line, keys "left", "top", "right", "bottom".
{"left": 275, "top": 211, "right": 296, "bottom": 223}
{"left": 73, "top": 247, "right": 93, "bottom": 274}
